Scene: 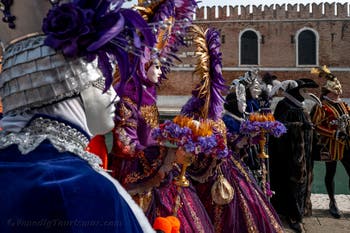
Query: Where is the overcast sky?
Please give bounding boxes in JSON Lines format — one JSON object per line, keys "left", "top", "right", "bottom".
{"left": 124, "top": 0, "right": 349, "bottom": 7}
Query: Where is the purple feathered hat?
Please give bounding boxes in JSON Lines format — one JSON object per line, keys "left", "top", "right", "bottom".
{"left": 42, "top": 0, "right": 156, "bottom": 92}
{"left": 115, "top": 0, "right": 198, "bottom": 103}
{"left": 180, "top": 25, "right": 228, "bottom": 121}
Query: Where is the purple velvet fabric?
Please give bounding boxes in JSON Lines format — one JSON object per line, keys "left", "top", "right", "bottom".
{"left": 147, "top": 170, "right": 215, "bottom": 233}
{"left": 122, "top": 79, "right": 157, "bottom": 106}
{"left": 195, "top": 154, "right": 284, "bottom": 233}
{"left": 109, "top": 82, "right": 160, "bottom": 184}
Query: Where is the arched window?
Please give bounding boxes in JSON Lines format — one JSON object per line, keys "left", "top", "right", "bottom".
{"left": 296, "top": 28, "right": 318, "bottom": 66}
{"left": 240, "top": 30, "right": 259, "bottom": 65}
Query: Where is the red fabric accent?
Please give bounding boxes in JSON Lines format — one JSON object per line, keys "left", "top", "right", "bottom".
{"left": 110, "top": 138, "right": 132, "bottom": 159}
{"left": 86, "top": 135, "right": 108, "bottom": 169}
{"left": 110, "top": 129, "right": 134, "bottom": 159}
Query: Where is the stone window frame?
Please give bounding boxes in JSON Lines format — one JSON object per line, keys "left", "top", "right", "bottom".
{"left": 238, "top": 28, "right": 261, "bottom": 66}
{"left": 295, "top": 27, "right": 319, "bottom": 67}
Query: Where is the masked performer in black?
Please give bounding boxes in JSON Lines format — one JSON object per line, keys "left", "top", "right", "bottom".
{"left": 269, "top": 78, "right": 321, "bottom": 233}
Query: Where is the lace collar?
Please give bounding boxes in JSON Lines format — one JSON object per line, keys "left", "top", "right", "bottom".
{"left": 0, "top": 116, "right": 102, "bottom": 170}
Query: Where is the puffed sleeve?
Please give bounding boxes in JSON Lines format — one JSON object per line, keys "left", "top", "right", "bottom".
{"left": 312, "top": 104, "right": 336, "bottom": 138}
{"left": 111, "top": 98, "right": 145, "bottom": 158}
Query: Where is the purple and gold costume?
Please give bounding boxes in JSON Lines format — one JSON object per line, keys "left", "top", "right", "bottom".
{"left": 109, "top": 80, "right": 215, "bottom": 233}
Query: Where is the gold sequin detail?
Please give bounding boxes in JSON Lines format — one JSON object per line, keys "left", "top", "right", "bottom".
{"left": 181, "top": 190, "right": 206, "bottom": 233}
{"left": 236, "top": 182, "right": 258, "bottom": 233}
{"left": 253, "top": 188, "right": 284, "bottom": 233}
{"left": 119, "top": 97, "right": 134, "bottom": 121}
{"left": 173, "top": 186, "right": 183, "bottom": 216}
{"left": 132, "top": 191, "right": 153, "bottom": 213}
{"left": 140, "top": 104, "right": 159, "bottom": 128}
{"left": 231, "top": 157, "right": 251, "bottom": 183}
{"left": 213, "top": 205, "right": 224, "bottom": 232}
{"left": 124, "top": 147, "right": 166, "bottom": 184}
{"left": 115, "top": 127, "right": 137, "bottom": 154}
{"left": 211, "top": 119, "right": 227, "bottom": 144}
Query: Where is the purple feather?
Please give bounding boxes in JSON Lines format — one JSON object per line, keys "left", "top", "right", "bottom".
{"left": 43, "top": 0, "right": 156, "bottom": 92}
{"left": 88, "top": 13, "right": 125, "bottom": 51}
{"left": 206, "top": 28, "right": 227, "bottom": 120}
{"left": 141, "top": 0, "right": 198, "bottom": 79}
{"left": 121, "top": 9, "right": 155, "bottom": 48}
{"left": 182, "top": 27, "right": 228, "bottom": 121}
{"left": 180, "top": 91, "right": 204, "bottom": 117}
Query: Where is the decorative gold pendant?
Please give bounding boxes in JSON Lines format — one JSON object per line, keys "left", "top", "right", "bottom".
{"left": 258, "top": 130, "right": 269, "bottom": 159}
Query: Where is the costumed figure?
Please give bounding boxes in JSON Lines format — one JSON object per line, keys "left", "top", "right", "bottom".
{"left": 109, "top": 1, "right": 215, "bottom": 232}
{"left": 259, "top": 72, "right": 280, "bottom": 110}
{"left": 0, "top": 1, "right": 157, "bottom": 233}
{"left": 230, "top": 70, "right": 270, "bottom": 189}
{"left": 176, "top": 25, "right": 284, "bottom": 233}
{"left": 268, "top": 78, "right": 321, "bottom": 233}
{"left": 310, "top": 66, "right": 350, "bottom": 219}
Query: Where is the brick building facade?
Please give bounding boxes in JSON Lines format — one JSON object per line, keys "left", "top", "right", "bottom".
{"left": 158, "top": 2, "right": 350, "bottom": 98}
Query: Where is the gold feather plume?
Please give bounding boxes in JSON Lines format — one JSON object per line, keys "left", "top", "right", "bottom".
{"left": 190, "top": 25, "right": 211, "bottom": 119}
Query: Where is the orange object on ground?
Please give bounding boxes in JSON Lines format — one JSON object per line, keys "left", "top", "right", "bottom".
{"left": 166, "top": 216, "right": 180, "bottom": 233}
{"left": 153, "top": 216, "right": 180, "bottom": 233}
{"left": 153, "top": 217, "right": 172, "bottom": 233}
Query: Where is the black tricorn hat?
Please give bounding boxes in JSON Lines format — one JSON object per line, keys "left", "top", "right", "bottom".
{"left": 294, "top": 78, "right": 319, "bottom": 89}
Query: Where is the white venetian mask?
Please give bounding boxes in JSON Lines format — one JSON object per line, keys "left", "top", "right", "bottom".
{"left": 80, "top": 80, "right": 119, "bottom": 136}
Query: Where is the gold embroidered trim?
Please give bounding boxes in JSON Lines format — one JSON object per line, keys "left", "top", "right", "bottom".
{"left": 115, "top": 127, "right": 137, "bottom": 154}
{"left": 124, "top": 147, "right": 166, "bottom": 185}
{"left": 211, "top": 119, "right": 227, "bottom": 144}
{"left": 140, "top": 104, "right": 159, "bottom": 128}
{"left": 182, "top": 190, "right": 206, "bottom": 233}
{"left": 132, "top": 191, "right": 153, "bottom": 212}
{"left": 231, "top": 157, "right": 251, "bottom": 183}
{"left": 236, "top": 184, "right": 258, "bottom": 233}
{"left": 213, "top": 205, "right": 224, "bottom": 232}
{"left": 253, "top": 188, "right": 284, "bottom": 233}
{"left": 118, "top": 97, "right": 135, "bottom": 125}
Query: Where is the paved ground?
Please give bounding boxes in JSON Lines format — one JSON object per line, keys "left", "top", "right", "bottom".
{"left": 282, "top": 194, "right": 350, "bottom": 233}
